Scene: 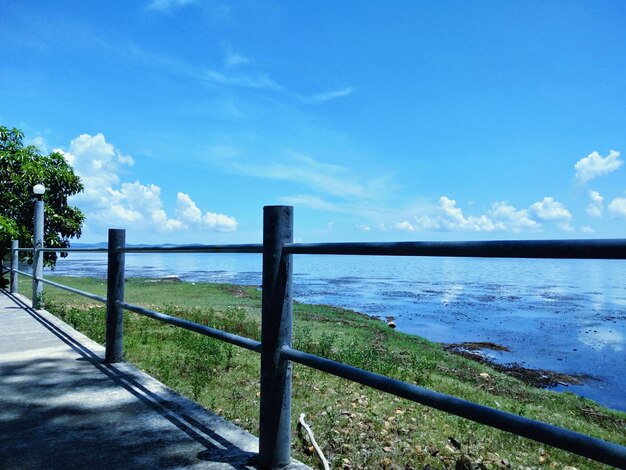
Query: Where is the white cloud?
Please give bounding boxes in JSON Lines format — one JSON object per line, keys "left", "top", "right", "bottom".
{"left": 176, "top": 192, "right": 203, "bottom": 223}
{"left": 587, "top": 190, "right": 604, "bottom": 218}
{"left": 574, "top": 150, "right": 622, "bottom": 184}
{"left": 529, "top": 197, "right": 572, "bottom": 221}
{"left": 356, "top": 224, "right": 371, "bottom": 232}
{"left": 608, "top": 196, "right": 626, "bottom": 218}
{"left": 412, "top": 215, "right": 441, "bottom": 230}
{"left": 403, "top": 198, "right": 535, "bottom": 233}
{"left": 435, "top": 196, "right": 497, "bottom": 232}
{"left": 390, "top": 197, "right": 565, "bottom": 234}
{"left": 487, "top": 201, "right": 539, "bottom": 232}
{"left": 147, "top": 0, "right": 197, "bottom": 11}
{"left": 57, "top": 133, "right": 134, "bottom": 205}
{"left": 92, "top": 180, "right": 184, "bottom": 233}
{"left": 176, "top": 193, "right": 237, "bottom": 231}
{"left": 581, "top": 225, "right": 595, "bottom": 234}
{"left": 309, "top": 87, "right": 354, "bottom": 103}
{"left": 558, "top": 221, "right": 575, "bottom": 232}
{"left": 394, "top": 221, "right": 416, "bottom": 232}
{"left": 59, "top": 133, "right": 237, "bottom": 235}
{"left": 202, "top": 211, "right": 238, "bottom": 231}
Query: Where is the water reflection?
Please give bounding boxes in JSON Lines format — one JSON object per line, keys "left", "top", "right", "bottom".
{"left": 441, "top": 284, "right": 464, "bottom": 305}
{"left": 579, "top": 327, "right": 624, "bottom": 352}
{"left": 45, "top": 252, "right": 626, "bottom": 410}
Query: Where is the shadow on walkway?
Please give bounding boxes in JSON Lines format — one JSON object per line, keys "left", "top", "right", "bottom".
{"left": 0, "top": 290, "right": 307, "bottom": 469}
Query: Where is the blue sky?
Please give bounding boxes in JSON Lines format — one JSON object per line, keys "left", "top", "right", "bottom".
{"left": 1, "top": 1, "right": 625, "bottom": 244}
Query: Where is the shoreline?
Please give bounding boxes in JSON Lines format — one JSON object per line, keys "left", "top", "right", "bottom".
{"left": 31, "top": 271, "right": 625, "bottom": 407}
{"left": 45, "top": 274, "right": 624, "bottom": 408}
{"left": 442, "top": 341, "right": 585, "bottom": 388}
{"left": 13, "top": 274, "right": 626, "bottom": 468}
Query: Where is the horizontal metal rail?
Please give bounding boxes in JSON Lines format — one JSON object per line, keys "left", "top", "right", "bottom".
{"left": 12, "top": 268, "right": 32, "bottom": 277}
{"left": 285, "top": 239, "right": 626, "bottom": 259}
{"left": 39, "top": 247, "right": 108, "bottom": 253}
{"left": 118, "top": 301, "right": 262, "bottom": 353}
{"left": 6, "top": 226, "right": 626, "bottom": 467}
{"left": 281, "top": 347, "right": 626, "bottom": 468}
{"left": 38, "top": 278, "right": 107, "bottom": 304}
{"left": 121, "top": 244, "right": 263, "bottom": 254}
{"left": 16, "top": 245, "right": 262, "bottom": 254}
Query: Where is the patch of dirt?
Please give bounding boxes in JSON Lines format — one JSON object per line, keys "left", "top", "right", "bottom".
{"left": 445, "top": 341, "right": 510, "bottom": 352}
{"left": 153, "top": 276, "right": 182, "bottom": 283}
{"left": 581, "top": 405, "right": 626, "bottom": 427}
{"left": 223, "top": 286, "right": 247, "bottom": 298}
{"left": 443, "top": 342, "right": 583, "bottom": 388}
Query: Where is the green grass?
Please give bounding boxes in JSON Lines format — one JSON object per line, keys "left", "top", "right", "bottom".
{"left": 16, "top": 275, "right": 626, "bottom": 469}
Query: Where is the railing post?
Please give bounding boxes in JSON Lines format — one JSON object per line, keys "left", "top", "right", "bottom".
{"left": 10, "top": 240, "right": 18, "bottom": 293}
{"left": 32, "top": 195, "right": 44, "bottom": 308}
{"left": 259, "top": 206, "right": 294, "bottom": 468}
{"left": 105, "top": 229, "right": 126, "bottom": 363}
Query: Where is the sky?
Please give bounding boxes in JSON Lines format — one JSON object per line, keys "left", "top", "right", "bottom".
{"left": 1, "top": 0, "right": 625, "bottom": 245}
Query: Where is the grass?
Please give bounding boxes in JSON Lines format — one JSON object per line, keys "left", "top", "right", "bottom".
{"left": 16, "top": 275, "right": 626, "bottom": 469}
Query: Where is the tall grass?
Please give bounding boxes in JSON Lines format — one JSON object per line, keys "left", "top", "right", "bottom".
{"left": 36, "top": 276, "right": 626, "bottom": 469}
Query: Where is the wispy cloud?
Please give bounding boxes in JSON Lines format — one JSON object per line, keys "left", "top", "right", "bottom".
{"left": 227, "top": 151, "right": 370, "bottom": 198}
{"left": 278, "top": 194, "right": 343, "bottom": 212}
{"left": 122, "top": 43, "right": 282, "bottom": 91}
{"left": 222, "top": 44, "right": 251, "bottom": 69}
{"left": 146, "top": 0, "right": 198, "bottom": 12}
{"left": 202, "top": 69, "right": 281, "bottom": 90}
{"left": 308, "top": 87, "right": 354, "bottom": 103}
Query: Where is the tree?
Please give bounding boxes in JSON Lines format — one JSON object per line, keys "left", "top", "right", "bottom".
{"left": 0, "top": 125, "right": 85, "bottom": 273}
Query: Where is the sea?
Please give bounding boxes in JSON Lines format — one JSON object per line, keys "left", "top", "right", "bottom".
{"left": 45, "top": 251, "right": 626, "bottom": 412}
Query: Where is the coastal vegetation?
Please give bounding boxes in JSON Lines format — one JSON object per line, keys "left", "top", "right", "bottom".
{"left": 20, "top": 276, "right": 626, "bottom": 469}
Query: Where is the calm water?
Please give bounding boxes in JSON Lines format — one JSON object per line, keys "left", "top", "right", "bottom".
{"left": 45, "top": 252, "right": 626, "bottom": 411}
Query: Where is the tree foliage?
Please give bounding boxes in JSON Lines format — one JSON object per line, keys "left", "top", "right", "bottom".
{"left": 0, "top": 125, "right": 85, "bottom": 268}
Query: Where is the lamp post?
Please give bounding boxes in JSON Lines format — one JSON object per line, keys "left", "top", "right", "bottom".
{"left": 32, "top": 184, "right": 45, "bottom": 309}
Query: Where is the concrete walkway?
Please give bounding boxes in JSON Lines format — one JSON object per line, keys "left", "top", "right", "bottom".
{"left": 0, "top": 290, "right": 308, "bottom": 470}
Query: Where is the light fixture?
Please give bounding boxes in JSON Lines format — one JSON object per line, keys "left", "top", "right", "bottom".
{"left": 33, "top": 184, "right": 46, "bottom": 195}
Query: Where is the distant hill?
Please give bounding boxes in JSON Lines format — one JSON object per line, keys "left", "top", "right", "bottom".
{"left": 71, "top": 242, "right": 108, "bottom": 248}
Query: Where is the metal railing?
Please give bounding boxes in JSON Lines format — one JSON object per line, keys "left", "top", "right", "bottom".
{"left": 3, "top": 205, "right": 626, "bottom": 468}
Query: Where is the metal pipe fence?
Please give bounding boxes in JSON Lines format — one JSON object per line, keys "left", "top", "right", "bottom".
{"left": 3, "top": 205, "right": 626, "bottom": 468}
{"left": 38, "top": 277, "right": 108, "bottom": 304}
{"left": 39, "top": 247, "right": 109, "bottom": 253}
{"left": 121, "top": 244, "right": 263, "bottom": 254}
{"left": 284, "top": 239, "right": 626, "bottom": 259}
{"left": 118, "top": 301, "right": 262, "bottom": 352}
